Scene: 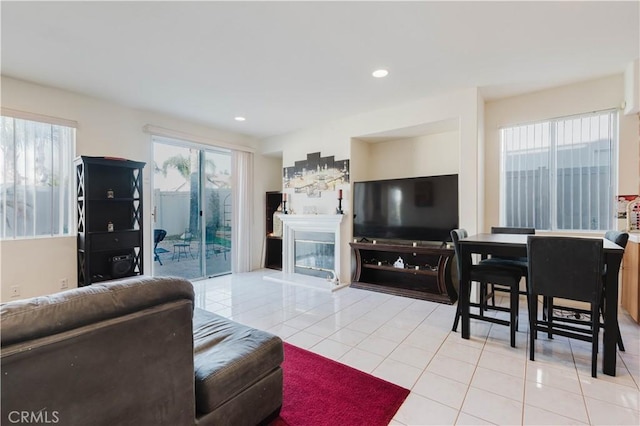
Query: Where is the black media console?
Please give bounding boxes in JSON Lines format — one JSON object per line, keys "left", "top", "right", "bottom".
{"left": 349, "top": 241, "right": 456, "bottom": 304}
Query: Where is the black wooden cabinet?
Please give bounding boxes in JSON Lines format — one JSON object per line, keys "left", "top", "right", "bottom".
{"left": 75, "top": 156, "right": 145, "bottom": 286}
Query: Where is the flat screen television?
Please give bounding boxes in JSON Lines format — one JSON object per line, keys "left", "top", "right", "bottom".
{"left": 353, "top": 174, "right": 459, "bottom": 243}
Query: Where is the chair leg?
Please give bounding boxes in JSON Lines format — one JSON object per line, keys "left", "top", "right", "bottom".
{"left": 479, "top": 282, "right": 487, "bottom": 316}
{"left": 546, "top": 296, "right": 554, "bottom": 339}
{"left": 525, "top": 294, "right": 531, "bottom": 333}
{"left": 529, "top": 293, "right": 537, "bottom": 361}
{"left": 592, "top": 302, "right": 599, "bottom": 378}
{"left": 617, "top": 326, "right": 626, "bottom": 352}
{"left": 510, "top": 285, "right": 519, "bottom": 348}
{"left": 493, "top": 284, "right": 497, "bottom": 307}
{"left": 453, "top": 279, "right": 471, "bottom": 332}
{"left": 600, "top": 302, "right": 626, "bottom": 352}
{"left": 452, "top": 306, "right": 460, "bottom": 332}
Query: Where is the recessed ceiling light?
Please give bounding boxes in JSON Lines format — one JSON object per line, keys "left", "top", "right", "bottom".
{"left": 234, "top": 116, "right": 246, "bottom": 122}
{"left": 372, "top": 69, "right": 389, "bottom": 78}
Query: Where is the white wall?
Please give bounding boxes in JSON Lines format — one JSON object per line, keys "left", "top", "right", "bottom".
{"left": 366, "top": 131, "right": 460, "bottom": 180}
{"left": 0, "top": 76, "right": 281, "bottom": 301}
{"left": 262, "top": 88, "right": 484, "bottom": 284}
{"left": 484, "top": 74, "right": 639, "bottom": 232}
{"left": 350, "top": 138, "right": 372, "bottom": 182}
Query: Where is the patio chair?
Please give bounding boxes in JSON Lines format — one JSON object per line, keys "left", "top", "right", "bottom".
{"left": 172, "top": 230, "right": 193, "bottom": 261}
{"left": 153, "top": 229, "right": 167, "bottom": 265}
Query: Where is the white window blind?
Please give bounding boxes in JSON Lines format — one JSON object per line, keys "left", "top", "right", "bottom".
{"left": 500, "top": 110, "right": 617, "bottom": 231}
{"left": 0, "top": 115, "right": 76, "bottom": 239}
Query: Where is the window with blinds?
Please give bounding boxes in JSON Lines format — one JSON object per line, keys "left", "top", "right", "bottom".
{"left": 0, "top": 114, "right": 76, "bottom": 239}
{"left": 500, "top": 110, "right": 617, "bottom": 231}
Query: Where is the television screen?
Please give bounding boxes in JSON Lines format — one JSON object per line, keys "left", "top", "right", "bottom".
{"left": 353, "top": 174, "right": 459, "bottom": 242}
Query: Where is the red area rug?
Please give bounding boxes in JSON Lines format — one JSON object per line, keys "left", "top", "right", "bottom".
{"left": 271, "top": 343, "right": 410, "bottom": 426}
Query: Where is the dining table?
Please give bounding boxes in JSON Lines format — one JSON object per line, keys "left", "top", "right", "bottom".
{"left": 458, "top": 233, "right": 625, "bottom": 376}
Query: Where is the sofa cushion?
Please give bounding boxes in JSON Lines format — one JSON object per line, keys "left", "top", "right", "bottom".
{"left": 193, "top": 308, "right": 283, "bottom": 414}
{"left": 1, "top": 276, "right": 194, "bottom": 346}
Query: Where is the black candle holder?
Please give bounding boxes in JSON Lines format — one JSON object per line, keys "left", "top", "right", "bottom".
{"left": 282, "top": 200, "right": 288, "bottom": 214}
{"left": 337, "top": 197, "right": 343, "bottom": 215}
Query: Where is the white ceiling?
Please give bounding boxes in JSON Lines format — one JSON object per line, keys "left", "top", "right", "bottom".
{"left": 1, "top": 1, "right": 638, "bottom": 139}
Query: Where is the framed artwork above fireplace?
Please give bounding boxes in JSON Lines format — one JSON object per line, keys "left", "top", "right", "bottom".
{"left": 283, "top": 152, "right": 349, "bottom": 198}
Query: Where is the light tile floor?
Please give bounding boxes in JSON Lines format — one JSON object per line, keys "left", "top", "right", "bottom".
{"left": 193, "top": 270, "right": 640, "bottom": 426}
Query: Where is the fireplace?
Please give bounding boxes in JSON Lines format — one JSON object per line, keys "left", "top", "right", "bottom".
{"left": 265, "top": 214, "right": 345, "bottom": 291}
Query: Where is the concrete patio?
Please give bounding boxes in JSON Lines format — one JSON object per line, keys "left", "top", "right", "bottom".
{"left": 153, "top": 236, "right": 231, "bottom": 280}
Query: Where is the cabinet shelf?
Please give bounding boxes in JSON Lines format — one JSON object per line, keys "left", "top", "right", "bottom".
{"left": 362, "top": 263, "right": 439, "bottom": 277}
{"left": 350, "top": 241, "right": 455, "bottom": 303}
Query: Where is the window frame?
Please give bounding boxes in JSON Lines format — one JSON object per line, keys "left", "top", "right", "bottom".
{"left": 1, "top": 109, "right": 77, "bottom": 240}
{"left": 499, "top": 109, "right": 618, "bottom": 232}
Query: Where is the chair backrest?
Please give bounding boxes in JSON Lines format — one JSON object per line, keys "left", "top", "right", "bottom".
{"left": 449, "top": 229, "right": 468, "bottom": 298}
{"left": 491, "top": 226, "right": 535, "bottom": 235}
{"left": 450, "top": 228, "right": 468, "bottom": 256}
{"left": 154, "top": 229, "right": 167, "bottom": 247}
{"left": 181, "top": 229, "right": 192, "bottom": 243}
{"left": 604, "top": 230, "right": 629, "bottom": 249}
{"left": 527, "top": 236, "right": 603, "bottom": 304}
{"left": 490, "top": 227, "right": 535, "bottom": 261}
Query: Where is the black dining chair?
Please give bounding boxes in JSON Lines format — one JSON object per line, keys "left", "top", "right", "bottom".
{"left": 527, "top": 236, "right": 604, "bottom": 377}
{"left": 153, "top": 229, "right": 167, "bottom": 265}
{"left": 480, "top": 227, "right": 534, "bottom": 308}
{"left": 451, "top": 229, "right": 524, "bottom": 347}
{"left": 543, "top": 230, "right": 628, "bottom": 351}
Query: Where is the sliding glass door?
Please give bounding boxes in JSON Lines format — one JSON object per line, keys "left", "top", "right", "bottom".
{"left": 152, "top": 137, "right": 231, "bottom": 280}
{"left": 202, "top": 149, "right": 232, "bottom": 277}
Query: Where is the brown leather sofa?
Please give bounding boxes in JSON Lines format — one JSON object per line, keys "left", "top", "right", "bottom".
{"left": 1, "top": 276, "right": 283, "bottom": 426}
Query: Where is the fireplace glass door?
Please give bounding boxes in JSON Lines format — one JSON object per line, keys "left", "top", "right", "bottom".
{"left": 294, "top": 231, "right": 335, "bottom": 279}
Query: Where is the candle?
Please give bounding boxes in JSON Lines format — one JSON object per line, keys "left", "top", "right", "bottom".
{"left": 283, "top": 193, "right": 287, "bottom": 201}
{"left": 338, "top": 189, "right": 343, "bottom": 199}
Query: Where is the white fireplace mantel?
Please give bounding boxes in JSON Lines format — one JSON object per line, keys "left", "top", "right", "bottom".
{"left": 279, "top": 214, "right": 344, "bottom": 277}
